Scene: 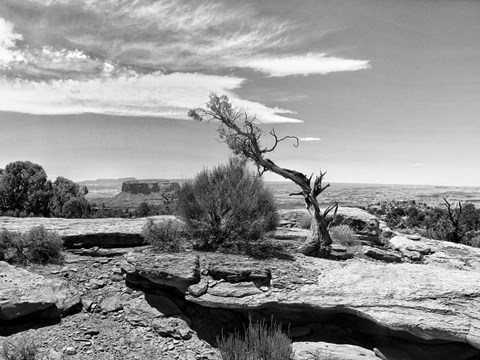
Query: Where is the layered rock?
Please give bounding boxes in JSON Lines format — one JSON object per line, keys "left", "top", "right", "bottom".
{"left": 0, "top": 261, "right": 81, "bottom": 325}
{"left": 0, "top": 215, "right": 176, "bottom": 248}
{"left": 121, "top": 238, "right": 480, "bottom": 359}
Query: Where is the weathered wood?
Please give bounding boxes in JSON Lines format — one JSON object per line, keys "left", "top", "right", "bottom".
{"left": 189, "top": 93, "right": 337, "bottom": 257}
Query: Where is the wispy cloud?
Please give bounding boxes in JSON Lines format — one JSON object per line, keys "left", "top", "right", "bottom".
{"left": 0, "top": 72, "right": 301, "bottom": 123}
{"left": 0, "top": 0, "right": 370, "bottom": 120}
{"left": 299, "top": 137, "right": 321, "bottom": 142}
{"left": 243, "top": 54, "right": 370, "bottom": 77}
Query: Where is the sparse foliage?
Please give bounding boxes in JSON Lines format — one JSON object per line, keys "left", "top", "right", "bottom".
{"left": 217, "top": 318, "right": 292, "bottom": 360}
{"left": 0, "top": 227, "right": 63, "bottom": 265}
{"left": 329, "top": 224, "right": 359, "bottom": 248}
{"left": 189, "top": 93, "right": 336, "bottom": 257}
{"left": 142, "top": 218, "right": 184, "bottom": 252}
{"left": 177, "top": 158, "right": 278, "bottom": 253}
{"left": 1, "top": 336, "right": 39, "bottom": 360}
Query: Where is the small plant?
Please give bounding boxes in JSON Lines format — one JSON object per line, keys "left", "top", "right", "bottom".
{"left": 217, "top": 318, "right": 292, "bottom": 360}
{"left": 142, "top": 218, "right": 184, "bottom": 252}
{"left": 329, "top": 224, "right": 359, "bottom": 247}
{"left": 23, "top": 226, "right": 64, "bottom": 265}
{"left": 0, "top": 227, "right": 63, "bottom": 265}
{"left": 1, "top": 336, "right": 39, "bottom": 360}
{"left": 298, "top": 214, "right": 312, "bottom": 229}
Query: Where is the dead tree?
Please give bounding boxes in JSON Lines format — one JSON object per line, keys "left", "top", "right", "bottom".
{"left": 188, "top": 93, "right": 337, "bottom": 257}
{"left": 443, "top": 198, "right": 462, "bottom": 243}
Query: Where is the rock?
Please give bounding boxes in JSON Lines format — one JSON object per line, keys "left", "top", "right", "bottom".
{"left": 152, "top": 316, "right": 193, "bottom": 340}
{"left": 408, "top": 234, "right": 422, "bottom": 241}
{"left": 124, "top": 296, "right": 165, "bottom": 327}
{"left": 63, "top": 346, "right": 77, "bottom": 355}
{"left": 98, "top": 293, "right": 131, "bottom": 313}
{"left": 185, "top": 247, "right": 480, "bottom": 353}
{"left": 364, "top": 247, "right": 402, "bottom": 263}
{"left": 389, "top": 235, "right": 434, "bottom": 256}
{"left": 402, "top": 249, "right": 423, "bottom": 261}
{"left": 0, "top": 261, "right": 81, "bottom": 322}
{"left": 292, "top": 342, "right": 378, "bottom": 360}
{"left": 123, "top": 253, "right": 200, "bottom": 292}
{"left": 207, "top": 259, "right": 271, "bottom": 284}
{"left": 207, "top": 282, "right": 263, "bottom": 298}
{"left": 0, "top": 216, "right": 178, "bottom": 248}
{"left": 188, "top": 278, "right": 209, "bottom": 297}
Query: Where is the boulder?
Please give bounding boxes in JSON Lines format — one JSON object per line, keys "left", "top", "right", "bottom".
{"left": 122, "top": 252, "right": 200, "bottom": 292}
{"left": 0, "top": 261, "right": 81, "bottom": 323}
{"left": 364, "top": 246, "right": 403, "bottom": 263}
{"left": 292, "top": 341, "right": 378, "bottom": 360}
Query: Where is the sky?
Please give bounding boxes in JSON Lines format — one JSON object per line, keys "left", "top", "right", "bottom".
{"left": 0, "top": 0, "right": 479, "bottom": 186}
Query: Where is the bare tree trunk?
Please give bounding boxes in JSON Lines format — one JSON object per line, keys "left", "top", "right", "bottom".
{"left": 298, "top": 203, "right": 333, "bottom": 256}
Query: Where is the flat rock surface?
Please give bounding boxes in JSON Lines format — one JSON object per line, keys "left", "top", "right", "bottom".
{"left": 183, "top": 238, "right": 480, "bottom": 352}
{"left": 292, "top": 341, "right": 378, "bottom": 360}
{"left": 0, "top": 215, "right": 177, "bottom": 248}
{"left": 0, "top": 261, "right": 81, "bottom": 322}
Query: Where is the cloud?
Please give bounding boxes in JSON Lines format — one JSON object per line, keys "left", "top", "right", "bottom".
{"left": 243, "top": 54, "right": 370, "bottom": 77}
{"left": 410, "top": 163, "right": 424, "bottom": 167}
{"left": 0, "top": 0, "right": 370, "bottom": 120}
{"left": 0, "top": 72, "right": 301, "bottom": 123}
{"left": 299, "top": 137, "right": 321, "bottom": 142}
{"left": 0, "top": 18, "right": 23, "bottom": 64}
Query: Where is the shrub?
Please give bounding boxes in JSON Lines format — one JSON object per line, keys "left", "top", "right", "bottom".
{"left": 217, "top": 319, "right": 291, "bottom": 360}
{"left": 329, "top": 225, "right": 359, "bottom": 247}
{"left": 23, "top": 226, "right": 64, "bottom": 264}
{"left": 298, "top": 214, "right": 312, "bottom": 229}
{"left": 1, "top": 336, "right": 38, "bottom": 360}
{"left": 0, "top": 227, "right": 63, "bottom": 265}
{"left": 177, "top": 159, "right": 278, "bottom": 253}
{"left": 0, "top": 230, "right": 24, "bottom": 263}
{"left": 142, "top": 218, "right": 184, "bottom": 252}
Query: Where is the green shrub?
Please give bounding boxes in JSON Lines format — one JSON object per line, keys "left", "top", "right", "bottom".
{"left": 1, "top": 336, "right": 38, "bottom": 360}
{"left": 142, "top": 218, "right": 184, "bottom": 252}
{"left": 177, "top": 159, "right": 278, "bottom": 253}
{"left": 23, "top": 226, "right": 63, "bottom": 265}
{"left": 329, "top": 224, "right": 359, "bottom": 247}
{"left": 217, "top": 319, "right": 291, "bottom": 360}
{"left": 0, "top": 227, "right": 63, "bottom": 265}
{"left": 298, "top": 214, "right": 312, "bottom": 229}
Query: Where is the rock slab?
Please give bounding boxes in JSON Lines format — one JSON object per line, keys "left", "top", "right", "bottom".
{"left": 0, "top": 261, "right": 81, "bottom": 322}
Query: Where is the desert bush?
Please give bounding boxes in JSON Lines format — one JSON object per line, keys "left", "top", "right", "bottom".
{"left": 1, "top": 336, "right": 39, "bottom": 360}
{"left": 23, "top": 226, "right": 63, "bottom": 264}
{"left": 329, "top": 225, "right": 359, "bottom": 247}
{"left": 0, "top": 230, "right": 24, "bottom": 263}
{"left": 0, "top": 227, "right": 63, "bottom": 265}
{"left": 142, "top": 218, "right": 184, "bottom": 252}
{"left": 217, "top": 319, "right": 291, "bottom": 360}
{"left": 177, "top": 159, "right": 278, "bottom": 253}
{"left": 298, "top": 214, "right": 312, "bottom": 229}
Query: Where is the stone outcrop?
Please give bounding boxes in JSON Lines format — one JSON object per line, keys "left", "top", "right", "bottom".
{"left": 0, "top": 215, "right": 176, "bottom": 249}
{"left": 122, "top": 252, "right": 200, "bottom": 292}
{"left": 0, "top": 261, "right": 81, "bottom": 326}
{"left": 121, "top": 180, "right": 180, "bottom": 195}
{"left": 292, "top": 341, "right": 378, "bottom": 360}
{"left": 122, "top": 237, "right": 480, "bottom": 359}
